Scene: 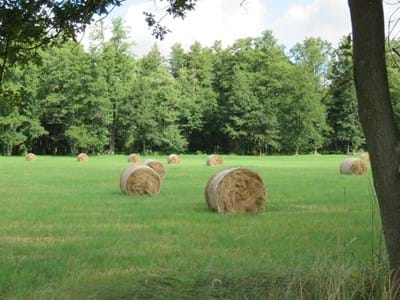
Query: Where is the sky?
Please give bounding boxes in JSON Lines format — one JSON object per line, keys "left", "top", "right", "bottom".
{"left": 83, "top": 0, "right": 395, "bottom": 57}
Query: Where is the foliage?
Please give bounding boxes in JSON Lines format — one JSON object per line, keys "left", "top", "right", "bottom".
{"left": 174, "top": 42, "right": 217, "bottom": 152}
{"left": 2, "top": 24, "right": 394, "bottom": 155}
{"left": 65, "top": 125, "right": 100, "bottom": 153}
{"left": 0, "top": 0, "right": 124, "bottom": 86}
{"left": 37, "top": 40, "right": 109, "bottom": 154}
{"left": 326, "top": 35, "right": 364, "bottom": 153}
{"left": 143, "top": 0, "right": 198, "bottom": 39}
{"left": 386, "top": 39, "right": 400, "bottom": 127}
{"left": 0, "top": 61, "right": 47, "bottom": 155}
{"left": 92, "top": 18, "right": 136, "bottom": 154}
{"left": 0, "top": 110, "right": 28, "bottom": 155}
{"left": 128, "top": 46, "right": 187, "bottom": 153}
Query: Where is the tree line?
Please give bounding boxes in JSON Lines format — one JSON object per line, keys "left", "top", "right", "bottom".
{"left": 1, "top": 18, "right": 399, "bottom": 156}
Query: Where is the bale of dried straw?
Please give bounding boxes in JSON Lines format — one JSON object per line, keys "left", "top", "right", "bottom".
{"left": 26, "top": 153, "right": 37, "bottom": 161}
{"left": 128, "top": 153, "right": 140, "bottom": 163}
{"left": 77, "top": 153, "right": 89, "bottom": 162}
{"left": 207, "top": 154, "right": 224, "bottom": 166}
{"left": 360, "top": 153, "right": 370, "bottom": 162}
{"left": 168, "top": 154, "right": 181, "bottom": 164}
{"left": 351, "top": 159, "right": 368, "bottom": 175}
{"left": 205, "top": 168, "right": 266, "bottom": 213}
{"left": 120, "top": 164, "right": 161, "bottom": 195}
{"left": 340, "top": 158, "right": 368, "bottom": 175}
{"left": 143, "top": 159, "right": 165, "bottom": 180}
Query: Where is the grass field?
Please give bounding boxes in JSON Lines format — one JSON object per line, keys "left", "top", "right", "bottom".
{"left": 0, "top": 155, "right": 388, "bottom": 299}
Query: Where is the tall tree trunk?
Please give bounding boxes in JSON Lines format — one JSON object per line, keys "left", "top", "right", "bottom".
{"left": 349, "top": 0, "right": 400, "bottom": 288}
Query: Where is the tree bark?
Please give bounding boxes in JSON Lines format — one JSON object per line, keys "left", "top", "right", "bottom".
{"left": 349, "top": 0, "right": 400, "bottom": 288}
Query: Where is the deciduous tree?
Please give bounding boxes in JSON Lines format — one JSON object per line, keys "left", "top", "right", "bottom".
{"left": 348, "top": 0, "right": 400, "bottom": 287}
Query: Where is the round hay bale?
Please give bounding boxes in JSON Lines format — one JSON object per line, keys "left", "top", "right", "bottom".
{"left": 128, "top": 153, "right": 140, "bottom": 163}
{"left": 360, "top": 153, "right": 370, "bottom": 162}
{"left": 168, "top": 154, "right": 181, "bottom": 165}
{"left": 207, "top": 154, "right": 224, "bottom": 166}
{"left": 340, "top": 158, "right": 358, "bottom": 174}
{"left": 25, "top": 153, "right": 37, "bottom": 161}
{"left": 205, "top": 168, "right": 266, "bottom": 213}
{"left": 77, "top": 153, "right": 89, "bottom": 162}
{"left": 340, "top": 158, "right": 368, "bottom": 175}
{"left": 351, "top": 159, "right": 368, "bottom": 175}
{"left": 143, "top": 159, "right": 165, "bottom": 180}
{"left": 120, "top": 164, "right": 161, "bottom": 195}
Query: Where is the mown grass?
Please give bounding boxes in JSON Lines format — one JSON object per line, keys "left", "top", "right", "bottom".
{"left": 0, "top": 154, "right": 389, "bottom": 299}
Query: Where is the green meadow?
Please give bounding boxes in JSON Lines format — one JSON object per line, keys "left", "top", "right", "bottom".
{"left": 0, "top": 155, "right": 388, "bottom": 299}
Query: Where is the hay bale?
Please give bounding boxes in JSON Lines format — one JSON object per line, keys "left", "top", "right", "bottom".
{"left": 360, "top": 153, "right": 370, "bottom": 162}
{"left": 207, "top": 154, "right": 224, "bottom": 166}
{"left": 340, "top": 158, "right": 368, "bottom": 175}
{"left": 77, "top": 153, "right": 89, "bottom": 162}
{"left": 205, "top": 168, "right": 266, "bottom": 213}
{"left": 168, "top": 154, "right": 181, "bottom": 164}
{"left": 351, "top": 159, "right": 368, "bottom": 175}
{"left": 128, "top": 153, "right": 140, "bottom": 163}
{"left": 120, "top": 164, "right": 161, "bottom": 195}
{"left": 25, "top": 153, "right": 37, "bottom": 161}
{"left": 143, "top": 159, "right": 165, "bottom": 180}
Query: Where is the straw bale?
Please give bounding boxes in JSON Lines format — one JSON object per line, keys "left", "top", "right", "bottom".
{"left": 77, "top": 153, "right": 89, "bottom": 162}
{"left": 26, "top": 153, "right": 37, "bottom": 161}
{"left": 168, "top": 154, "right": 181, "bottom": 164}
{"left": 128, "top": 153, "right": 140, "bottom": 163}
{"left": 120, "top": 164, "right": 161, "bottom": 195}
{"left": 360, "top": 153, "right": 370, "bottom": 163}
{"left": 143, "top": 159, "right": 165, "bottom": 180}
{"left": 340, "top": 158, "right": 368, "bottom": 175}
{"left": 205, "top": 168, "right": 266, "bottom": 213}
{"left": 207, "top": 155, "right": 224, "bottom": 166}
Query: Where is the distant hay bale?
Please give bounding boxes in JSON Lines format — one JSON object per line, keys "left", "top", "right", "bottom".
{"left": 143, "top": 159, "right": 165, "bottom": 180}
{"left": 340, "top": 158, "right": 368, "bottom": 175}
{"left": 205, "top": 168, "right": 266, "bottom": 213}
{"left": 120, "top": 164, "right": 161, "bottom": 195}
{"left": 360, "top": 153, "right": 370, "bottom": 163}
{"left": 25, "top": 153, "right": 37, "bottom": 161}
{"left": 207, "top": 154, "right": 224, "bottom": 166}
{"left": 351, "top": 159, "right": 368, "bottom": 175}
{"left": 168, "top": 154, "right": 181, "bottom": 164}
{"left": 77, "top": 153, "right": 89, "bottom": 162}
{"left": 128, "top": 153, "right": 140, "bottom": 163}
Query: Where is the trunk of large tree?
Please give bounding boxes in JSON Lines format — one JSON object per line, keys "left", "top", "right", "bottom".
{"left": 349, "top": 0, "right": 400, "bottom": 290}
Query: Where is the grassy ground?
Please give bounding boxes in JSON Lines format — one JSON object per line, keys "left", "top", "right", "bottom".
{"left": 0, "top": 155, "right": 388, "bottom": 299}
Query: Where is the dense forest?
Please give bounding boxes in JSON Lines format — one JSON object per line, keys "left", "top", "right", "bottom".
{"left": 1, "top": 18, "right": 400, "bottom": 156}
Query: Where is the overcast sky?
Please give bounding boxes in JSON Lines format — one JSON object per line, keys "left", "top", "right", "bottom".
{"left": 84, "top": 0, "right": 395, "bottom": 57}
